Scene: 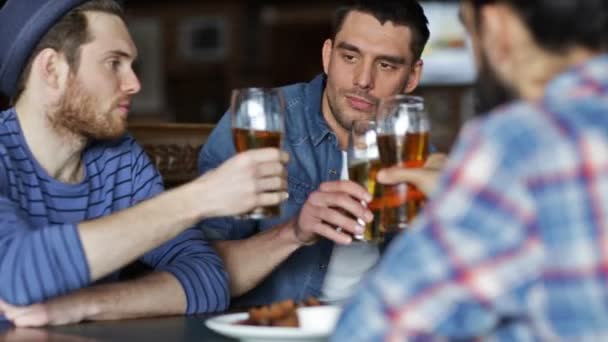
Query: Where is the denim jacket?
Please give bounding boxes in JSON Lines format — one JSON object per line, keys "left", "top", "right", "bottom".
{"left": 198, "top": 74, "right": 343, "bottom": 307}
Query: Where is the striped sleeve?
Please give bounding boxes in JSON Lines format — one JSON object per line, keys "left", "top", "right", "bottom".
{"left": 0, "top": 196, "right": 90, "bottom": 305}
{"left": 140, "top": 228, "right": 230, "bottom": 314}
{"left": 128, "top": 139, "right": 230, "bottom": 313}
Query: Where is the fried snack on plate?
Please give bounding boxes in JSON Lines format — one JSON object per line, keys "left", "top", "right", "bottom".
{"left": 238, "top": 297, "right": 321, "bottom": 327}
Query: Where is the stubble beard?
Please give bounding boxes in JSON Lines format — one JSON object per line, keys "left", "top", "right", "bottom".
{"left": 49, "top": 77, "right": 126, "bottom": 141}
{"left": 325, "top": 83, "right": 378, "bottom": 132}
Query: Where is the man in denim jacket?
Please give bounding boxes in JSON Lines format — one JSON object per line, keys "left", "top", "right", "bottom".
{"left": 199, "top": 0, "right": 442, "bottom": 307}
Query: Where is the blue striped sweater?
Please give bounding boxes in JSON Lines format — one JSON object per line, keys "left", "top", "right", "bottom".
{"left": 0, "top": 108, "right": 229, "bottom": 315}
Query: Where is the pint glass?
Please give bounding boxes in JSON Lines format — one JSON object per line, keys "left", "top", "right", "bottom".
{"left": 376, "top": 95, "right": 430, "bottom": 231}
{"left": 347, "top": 120, "right": 384, "bottom": 243}
{"left": 231, "top": 87, "right": 285, "bottom": 219}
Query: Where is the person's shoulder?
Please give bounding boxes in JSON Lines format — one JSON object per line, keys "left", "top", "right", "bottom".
{"left": 90, "top": 133, "right": 140, "bottom": 153}
{"left": 280, "top": 75, "right": 325, "bottom": 132}
{"left": 452, "top": 102, "right": 545, "bottom": 156}
{"left": 0, "top": 108, "right": 17, "bottom": 137}
{"left": 0, "top": 107, "right": 14, "bottom": 124}
{"left": 458, "top": 100, "right": 566, "bottom": 171}
{"left": 279, "top": 78, "right": 312, "bottom": 99}
{"left": 475, "top": 101, "right": 548, "bottom": 144}
{"left": 86, "top": 134, "right": 146, "bottom": 166}
{"left": 279, "top": 81, "right": 308, "bottom": 115}
{"left": 0, "top": 108, "right": 21, "bottom": 155}
{"left": 280, "top": 74, "right": 324, "bottom": 109}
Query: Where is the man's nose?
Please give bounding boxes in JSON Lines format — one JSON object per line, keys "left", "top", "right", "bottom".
{"left": 353, "top": 61, "right": 374, "bottom": 90}
{"left": 122, "top": 68, "right": 141, "bottom": 95}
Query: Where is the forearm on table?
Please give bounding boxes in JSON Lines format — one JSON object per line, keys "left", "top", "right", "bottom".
{"left": 213, "top": 219, "right": 302, "bottom": 297}
{"left": 79, "top": 271, "right": 187, "bottom": 321}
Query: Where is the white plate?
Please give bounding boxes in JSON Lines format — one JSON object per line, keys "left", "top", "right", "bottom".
{"left": 205, "top": 305, "right": 342, "bottom": 342}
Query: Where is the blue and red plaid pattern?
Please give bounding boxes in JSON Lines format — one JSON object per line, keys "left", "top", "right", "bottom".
{"left": 332, "top": 55, "right": 608, "bottom": 341}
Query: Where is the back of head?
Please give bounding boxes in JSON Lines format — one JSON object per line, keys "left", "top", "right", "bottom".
{"left": 0, "top": 0, "right": 123, "bottom": 101}
{"left": 332, "top": 0, "right": 430, "bottom": 60}
{"left": 468, "top": 0, "right": 608, "bottom": 53}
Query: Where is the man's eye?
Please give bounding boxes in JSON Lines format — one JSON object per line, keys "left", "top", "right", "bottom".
{"left": 343, "top": 54, "right": 356, "bottom": 62}
{"left": 379, "top": 62, "right": 396, "bottom": 70}
{"left": 108, "top": 60, "right": 120, "bottom": 70}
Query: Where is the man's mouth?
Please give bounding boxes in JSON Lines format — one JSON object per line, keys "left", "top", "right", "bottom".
{"left": 345, "top": 95, "right": 375, "bottom": 112}
{"left": 117, "top": 101, "right": 131, "bottom": 114}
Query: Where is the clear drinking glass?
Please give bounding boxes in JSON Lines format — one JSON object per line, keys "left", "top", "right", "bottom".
{"left": 376, "top": 95, "right": 430, "bottom": 231}
{"left": 231, "top": 87, "right": 285, "bottom": 219}
{"left": 347, "top": 120, "right": 385, "bottom": 243}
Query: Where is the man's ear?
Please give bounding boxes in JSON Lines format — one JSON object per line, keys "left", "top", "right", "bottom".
{"left": 403, "top": 59, "right": 423, "bottom": 93}
{"left": 321, "top": 39, "right": 333, "bottom": 75}
{"left": 33, "top": 48, "right": 70, "bottom": 93}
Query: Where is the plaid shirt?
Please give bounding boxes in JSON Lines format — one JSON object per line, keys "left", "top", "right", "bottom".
{"left": 332, "top": 55, "right": 608, "bottom": 341}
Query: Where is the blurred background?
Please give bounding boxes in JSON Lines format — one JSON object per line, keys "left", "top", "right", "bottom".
{"left": 0, "top": 0, "right": 474, "bottom": 153}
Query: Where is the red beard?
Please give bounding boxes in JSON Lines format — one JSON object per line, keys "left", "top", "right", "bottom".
{"left": 49, "top": 77, "right": 127, "bottom": 141}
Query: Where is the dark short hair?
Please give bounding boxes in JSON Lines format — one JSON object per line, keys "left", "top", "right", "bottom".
{"left": 331, "top": 0, "right": 430, "bottom": 61}
{"left": 468, "top": 0, "right": 608, "bottom": 53}
{"left": 13, "top": 0, "right": 124, "bottom": 104}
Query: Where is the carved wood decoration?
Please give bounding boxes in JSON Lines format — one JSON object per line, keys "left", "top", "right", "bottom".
{"left": 128, "top": 123, "right": 215, "bottom": 188}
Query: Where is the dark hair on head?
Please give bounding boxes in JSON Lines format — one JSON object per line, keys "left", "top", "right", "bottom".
{"left": 12, "top": 0, "right": 124, "bottom": 104}
{"left": 331, "top": 0, "right": 430, "bottom": 61}
{"left": 468, "top": 0, "right": 608, "bottom": 53}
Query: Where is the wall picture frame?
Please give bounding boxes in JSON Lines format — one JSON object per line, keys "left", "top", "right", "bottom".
{"left": 178, "top": 16, "right": 229, "bottom": 62}
{"left": 128, "top": 17, "right": 167, "bottom": 116}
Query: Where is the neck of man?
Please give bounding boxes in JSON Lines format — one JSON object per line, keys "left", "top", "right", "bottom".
{"left": 321, "top": 90, "right": 349, "bottom": 151}
{"left": 15, "top": 94, "right": 88, "bottom": 184}
{"left": 511, "top": 46, "right": 601, "bottom": 102}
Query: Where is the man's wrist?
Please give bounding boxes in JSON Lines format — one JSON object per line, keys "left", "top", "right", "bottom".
{"left": 295, "top": 228, "right": 318, "bottom": 246}
{"left": 173, "top": 181, "right": 211, "bottom": 223}
{"left": 280, "top": 219, "right": 317, "bottom": 247}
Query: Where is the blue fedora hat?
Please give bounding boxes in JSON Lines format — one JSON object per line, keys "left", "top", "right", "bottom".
{"left": 0, "top": 0, "right": 89, "bottom": 97}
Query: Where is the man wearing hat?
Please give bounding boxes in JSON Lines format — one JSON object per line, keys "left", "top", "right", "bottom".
{"left": 0, "top": 0, "right": 289, "bottom": 326}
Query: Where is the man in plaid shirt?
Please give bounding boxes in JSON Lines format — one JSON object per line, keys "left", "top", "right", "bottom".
{"left": 333, "top": 0, "right": 608, "bottom": 340}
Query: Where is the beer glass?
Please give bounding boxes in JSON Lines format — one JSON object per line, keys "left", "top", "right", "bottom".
{"left": 231, "top": 87, "right": 285, "bottom": 219}
{"left": 376, "top": 95, "right": 430, "bottom": 231}
{"left": 347, "top": 120, "right": 385, "bottom": 243}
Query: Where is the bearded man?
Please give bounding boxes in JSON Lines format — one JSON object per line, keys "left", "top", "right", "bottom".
{"left": 0, "top": 0, "right": 288, "bottom": 326}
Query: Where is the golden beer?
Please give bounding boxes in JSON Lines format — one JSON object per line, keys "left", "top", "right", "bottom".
{"left": 377, "top": 131, "right": 429, "bottom": 230}
{"left": 233, "top": 127, "right": 283, "bottom": 218}
{"left": 348, "top": 160, "right": 385, "bottom": 243}
{"left": 233, "top": 128, "right": 282, "bottom": 151}
{"left": 403, "top": 131, "right": 430, "bottom": 165}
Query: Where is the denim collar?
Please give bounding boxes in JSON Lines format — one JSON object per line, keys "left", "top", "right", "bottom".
{"left": 305, "top": 74, "right": 335, "bottom": 147}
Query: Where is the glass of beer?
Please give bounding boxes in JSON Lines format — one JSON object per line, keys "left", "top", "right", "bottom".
{"left": 347, "top": 120, "right": 385, "bottom": 243}
{"left": 376, "top": 95, "right": 430, "bottom": 232}
{"left": 231, "top": 87, "right": 285, "bottom": 219}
